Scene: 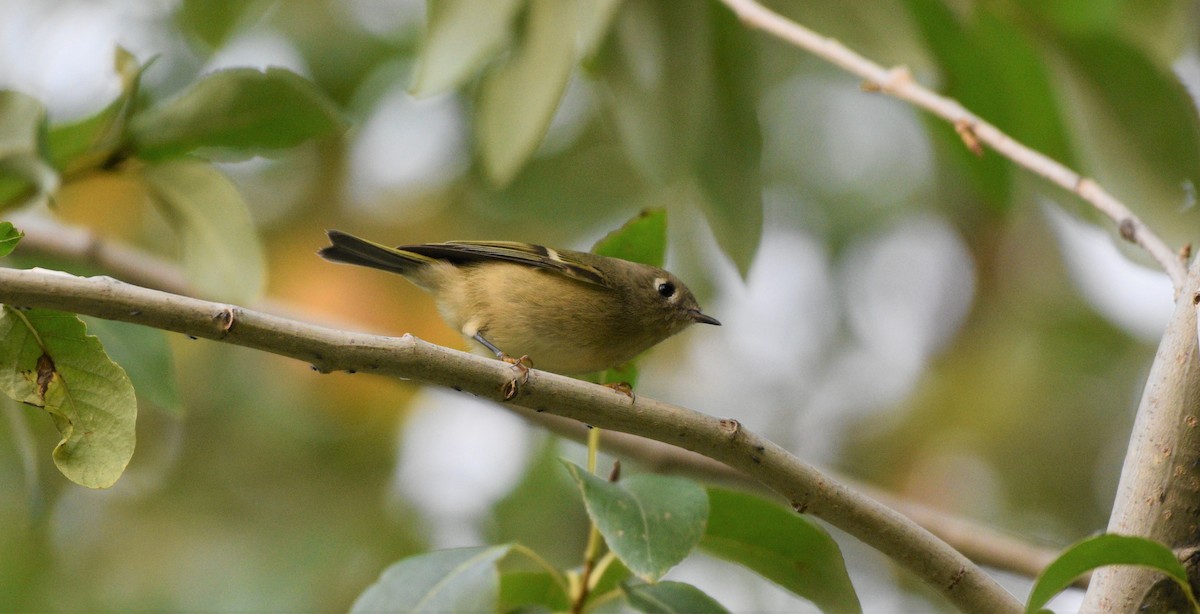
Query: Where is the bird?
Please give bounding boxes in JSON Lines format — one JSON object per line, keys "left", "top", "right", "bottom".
{"left": 318, "top": 230, "right": 720, "bottom": 378}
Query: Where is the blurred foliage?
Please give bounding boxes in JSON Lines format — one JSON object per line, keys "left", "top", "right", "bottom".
{"left": 0, "top": 0, "right": 1197, "bottom": 610}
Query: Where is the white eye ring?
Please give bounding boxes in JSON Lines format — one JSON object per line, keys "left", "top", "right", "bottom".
{"left": 654, "top": 277, "right": 676, "bottom": 299}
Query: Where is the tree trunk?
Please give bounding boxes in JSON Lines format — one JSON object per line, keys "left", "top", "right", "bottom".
{"left": 1083, "top": 259, "right": 1200, "bottom": 611}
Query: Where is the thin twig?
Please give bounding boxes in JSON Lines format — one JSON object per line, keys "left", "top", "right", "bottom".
{"left": 719, "top": 0, "right": 1188, "bottom": 291}
{"left": 0, "top": 267, "right": 1021, "bottom": 612}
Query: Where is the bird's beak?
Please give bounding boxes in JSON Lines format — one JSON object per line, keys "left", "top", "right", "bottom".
{"left": 689, "top": 310, "right": 721, "bottom": 326}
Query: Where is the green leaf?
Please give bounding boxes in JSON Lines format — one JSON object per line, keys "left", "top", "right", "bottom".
{"left": 577, "top": 0, "right": 624, "bottom": 58}
{"left": 0, "top": 90, "right": 57, "bottom": 211}
{"left": 128, "top": 67, "right": 345, "bottom": 161}
{"left": 695, "top": 3, "right": 762, "bottom": 277}
{"left": 410, "top": 0, "right": 527, "bottom": 97}
{"left": 350, "top": 545, "right": 513, "bottom": 613}
{"left": 594, "top": 2, "right": 761, "bottom": 274}
{"left": 1050, "top": 35, "right": 1200, "bottom": 245}
{"left": 46, "top": 46, "right": 147, "bottom": 175}
{"left": 594, "top": 0, "right": 709, "bottom": 183}
{"left": 139, "top": 160, "right": 266, "bottom": 303}
{"left": 624, "top": 581, "right": 729, "bottom": 614}
{"left": 0, "top": 91, "right": 45, "bottom": 156}
{"left": 499, "top": 571, "right": 570, "bottom": 612}
{"left": 175, "top": 0, "right": 269, "bottom": 49}
{"left": 1026, "top": 534, "right": 1198, "bottom": 613}
{"left": 1011, "top": 0, "right": 1122, "bottom": 35}
{"left": 0, "top": 307, "right": 137, "bottom": 489}
{"left": 81, "top": 318, "right": 180, "bottom": 415}
{"left": 590, "top": 207, "right": 666, "bottom": 385}
{"left": 1059, "top": 35, "right": 1200, "bottom": 182}
{"left": 0, "top": 221, "right": 23, "bottom": 257}
{"left": 477, "top": 0, "right": 578, "bottom": 185}
{"left": 701, "top": 488, "right": 861, "bottom": 614}
{"left": 592, "top": 208, "right": 667, "bottom": 268}
{"left": 47, "top": 103, "right": 123, "bottom": 174}
{"left": 562, "top": 461, "right": 708, "bottom": 581}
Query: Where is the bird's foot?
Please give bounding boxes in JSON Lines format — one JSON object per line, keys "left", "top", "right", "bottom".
{"left": 603, "top": 381, "right": 635, "bottom": 399}
{"left": 500, "top": 354, "right": 533, "bottom": 400}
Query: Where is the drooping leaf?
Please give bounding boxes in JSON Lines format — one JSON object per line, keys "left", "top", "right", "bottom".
{"left": 624, "top": 581, "right": 730, "bottom": 614}
{"left": 499, "top": 571, "right": 570, "bottom": 612}
{"left": 0, "top": 307, "right": 136, "bottom": 489}
{"left": 592, "top": 208, "right": 666, "bottom": 268}
{"left": 128, "top": 67, "right": 345, "bottom": 161}
{"left": 0, "top": 91, "right": 57, "bottom": 211}
{"left": 701, "top": 488, "right": 861, "bottom": 614}
{"left": 562, "top": 461, "right": 708, "bottom": 581}
{"left": 594, "top": 1, "right": 761, "bottom": 274}
{"left": 46, "top": 46, "right": 146, "bottom": 175}
{"left": 594, "top": 0, "right": 710, "bottom": 183}
{"left": 350, "top": 545, "right": 513, "bottom": 613}
{"left": 139, "top": 160, "right": 266, "bottom": 303}
{"left": 410, "top": 0, "right": 527, "bottom": 97}
{"left": 81, "top": 317, "right": 181, "bottom": 415}
{"left": 695, "top": 2, "right": 762, "bottom": 277}
{"left": 0, "top": 221, "right": 23, "bottom": 257}
{"left": 477, "top": 0, "right": 578, "bottom": 185}
{"left": 1050, "top": 34, "right": 1200, "bottom": 245}
{"left": 1025, "top": 534, "right": 1198, "bottom": 613}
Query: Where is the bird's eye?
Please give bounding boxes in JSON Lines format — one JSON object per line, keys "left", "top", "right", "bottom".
{"left": 656, "top": 280, "right": 676, "bottom": 298}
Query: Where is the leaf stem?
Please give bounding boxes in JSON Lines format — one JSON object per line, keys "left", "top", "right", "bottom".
{"left": 509, "top": 542, "right": 570, "bottom": 596}
{"left": 572, "top": 426, "right": 607, "bottom": 613}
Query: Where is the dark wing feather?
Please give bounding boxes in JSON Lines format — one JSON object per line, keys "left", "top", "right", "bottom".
{"left": 399, "top": 241, "right": 610, "bottom": 287}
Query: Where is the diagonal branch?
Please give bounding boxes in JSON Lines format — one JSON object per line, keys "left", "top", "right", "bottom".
{"left": 719, "top": 0, "right": 1188, "bottom": 291}
{"left": 9, "top": 214, "right": 1071, "bottom": 586}
{"left": 0, "top": 266, "right": 1021, "bottom": 612}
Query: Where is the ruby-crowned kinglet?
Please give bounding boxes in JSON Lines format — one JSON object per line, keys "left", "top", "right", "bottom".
{"left": 318, "top": 230, "right": 720, "bottom": 375}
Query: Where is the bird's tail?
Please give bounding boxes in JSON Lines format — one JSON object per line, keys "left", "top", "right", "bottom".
{"left": 318, "top": 230, "right": 434, "bottom": 276}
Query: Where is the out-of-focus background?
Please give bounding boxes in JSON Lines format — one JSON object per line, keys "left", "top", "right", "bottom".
{"left": 1, "top": 0, "right": 1197, "bottom": 610}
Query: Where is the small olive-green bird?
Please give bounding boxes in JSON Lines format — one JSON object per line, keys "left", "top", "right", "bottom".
{"left": 318, "top": 230, "right": 720, "bottom": 375}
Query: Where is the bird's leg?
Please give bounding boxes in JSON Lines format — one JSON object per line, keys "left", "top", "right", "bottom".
{"left": 473, "top": 332, "right": 531, "bottom": 399}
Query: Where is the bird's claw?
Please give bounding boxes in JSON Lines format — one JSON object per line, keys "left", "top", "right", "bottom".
{"left": 500, "top": 354, "right": 532, "bottom": 400}
{"left": 603, "top": 381, "right": 635, "bottom": 399}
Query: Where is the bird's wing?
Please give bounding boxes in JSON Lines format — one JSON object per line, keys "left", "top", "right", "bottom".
{"left": 398, "top": 241, "right": 611, "bottom": 288}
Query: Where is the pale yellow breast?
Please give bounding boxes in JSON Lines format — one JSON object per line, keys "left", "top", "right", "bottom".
{"left": 432, "top": 263, "right": 641, "bottom": 374}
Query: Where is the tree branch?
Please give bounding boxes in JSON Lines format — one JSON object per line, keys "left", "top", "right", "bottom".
{"left": 718, "top": 0, "right": 1188, "bottom": 291}
{"left": 0, "top": 266, "right": 1021, "bottom": 612}
{"left": 7, "top": 214, "right": 1074, "bottom": 588}
{"left": 9, "top": 213, "right": 193, "bottom": 296}
{"left": 1082, "top": 258, "right": 1200, "bottom": 610}
{"left": 524, "top": 407, "right": 1072, "bottom": 585}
